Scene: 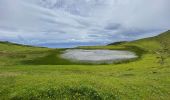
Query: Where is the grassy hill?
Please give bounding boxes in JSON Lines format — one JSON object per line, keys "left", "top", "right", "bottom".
{"left": 0, "top": 31, "right": 170, "bottom": 100}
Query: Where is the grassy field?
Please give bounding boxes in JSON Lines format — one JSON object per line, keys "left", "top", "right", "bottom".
{"left": 0, "top": 31, "right": 170, "bottom": 100}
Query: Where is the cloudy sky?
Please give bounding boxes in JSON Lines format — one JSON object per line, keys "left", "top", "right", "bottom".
{"left": 0, "top": 0, "right": 170, "bottom": 48}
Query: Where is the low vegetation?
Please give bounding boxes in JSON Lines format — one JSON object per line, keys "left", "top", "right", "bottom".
{"left": 0, "top": 31, "right": 170, "bottom": 100}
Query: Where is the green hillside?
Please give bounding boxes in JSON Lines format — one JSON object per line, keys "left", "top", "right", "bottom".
{"left": 0, "top": 31, "right": 170, "bottom": 100}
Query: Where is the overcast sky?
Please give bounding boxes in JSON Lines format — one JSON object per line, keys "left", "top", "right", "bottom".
{"left": 0, "top": 0, "right": 170, "bottom": 48}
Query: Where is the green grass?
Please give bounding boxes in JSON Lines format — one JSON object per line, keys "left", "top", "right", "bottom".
{"left": 0, "top": 31, "right": 170, "bottom": 100}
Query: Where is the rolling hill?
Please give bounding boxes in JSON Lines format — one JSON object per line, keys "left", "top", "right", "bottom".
{"left": 0, "top": 30, "right": 170, "bottom": 100}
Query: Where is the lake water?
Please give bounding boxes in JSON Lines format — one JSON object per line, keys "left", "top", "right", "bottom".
{"left": 61, "top": 49, "right": 137, "bottom": 64}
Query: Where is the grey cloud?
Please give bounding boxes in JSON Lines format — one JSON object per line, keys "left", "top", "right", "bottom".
{"left": 0, "top": 0, "right": 170, "bottom": 48}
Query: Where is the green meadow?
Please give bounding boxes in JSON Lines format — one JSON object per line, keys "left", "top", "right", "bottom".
{"left": 0, "top": 31, "right": 170, "bottom": 100}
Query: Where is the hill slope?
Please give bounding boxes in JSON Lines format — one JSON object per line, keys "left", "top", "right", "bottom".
{"left": 126, "top": 30, "right": 170, "bottom": 51}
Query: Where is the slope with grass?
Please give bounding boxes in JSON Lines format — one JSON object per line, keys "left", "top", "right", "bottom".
{"left": 0, "top": 31, "right": 170, "bottom": 100}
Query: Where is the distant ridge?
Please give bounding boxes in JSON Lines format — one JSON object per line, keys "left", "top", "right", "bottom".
{"left": 108, "top": 41, "right": 127, "bottom": 45}
{"left": 0, "top": 30, "right": 170, "bottom": 48}
{"left": 0, "top": 41, "right": 47, "bottom": 48}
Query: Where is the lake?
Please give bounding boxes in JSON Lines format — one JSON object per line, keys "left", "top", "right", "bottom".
{"left": 61, "top": 49, "right": 137, "bottom": 64}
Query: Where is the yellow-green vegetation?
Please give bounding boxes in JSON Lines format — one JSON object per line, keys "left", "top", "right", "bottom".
{"left": 0, "top": 31, "right": 170, "bottom": 100}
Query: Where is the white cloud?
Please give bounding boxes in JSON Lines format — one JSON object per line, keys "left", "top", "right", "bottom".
{"left": 0, "top": 0, "right": 170, "bottom": 47}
